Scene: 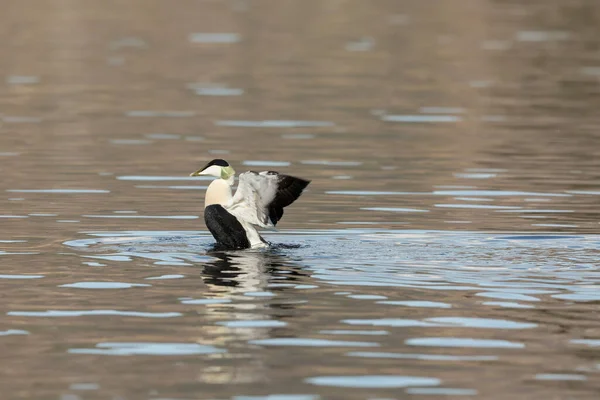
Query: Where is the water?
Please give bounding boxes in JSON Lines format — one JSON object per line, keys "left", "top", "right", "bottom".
{"left": 1, "top": 1, "right": 600, "bottom": 399}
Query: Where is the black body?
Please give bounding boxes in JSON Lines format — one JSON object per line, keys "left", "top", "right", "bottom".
{"left": 204, "top": 204, "right": 250, "bottom": 250}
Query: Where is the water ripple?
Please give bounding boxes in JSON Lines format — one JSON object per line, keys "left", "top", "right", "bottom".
{"left": 406, "top": 337, "right": 525, "bottom": 349}
{"left": 305, "top": 375, "right": 440, "bottom": 388}
{"left": 8, "top": 310, "right": 181, "bottom": 318}
{"left": 7, "top": 189, "right": 109, "bottom": 194}
{"left": 0, "top": 329, "right": 29, "bottom": 336}
{"left": 0, "top": 274, "right": 44, "bottom": 279}
{"left": 69, "top": 342, "right": 225, "bottom": 355}
{"left": 249, "top": 338, "right": 379, "bottom": 347}
{"left": 60, "top": 282, "right": 150, "bottom": 289}
{"left": 348, "top": 352, "right": 498, "bottom": 361}
{"left": 216, "top": 120, "right": 334, "bottom": 128}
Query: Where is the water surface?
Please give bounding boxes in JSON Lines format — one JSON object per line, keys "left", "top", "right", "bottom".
{"left": 1, "top": 1, "right": 600, "bottom": 399}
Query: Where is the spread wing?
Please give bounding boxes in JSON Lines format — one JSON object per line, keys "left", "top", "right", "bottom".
{"left": 225, "top": 171, "right": 310, "bottom": 229}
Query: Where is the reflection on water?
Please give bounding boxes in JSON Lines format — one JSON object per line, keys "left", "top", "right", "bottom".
{"left": 2, "top": 0, "right": 600, "bottom": 399}
{"left": 69, "top": 342, "right": 225, "bottom": 356}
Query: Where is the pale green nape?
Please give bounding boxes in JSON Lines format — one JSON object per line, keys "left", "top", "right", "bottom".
{"left": 220, "top": 166, "right": 235, "bottom": 179}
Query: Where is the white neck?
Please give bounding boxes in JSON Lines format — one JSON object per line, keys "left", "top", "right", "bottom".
{"left": 204, "top": 176, "right": 234, "bottom": 208}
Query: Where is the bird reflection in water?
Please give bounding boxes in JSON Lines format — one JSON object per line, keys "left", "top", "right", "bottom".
{"left": 194, "top": 250, "right": 308, "bottom": 385}
{"left": 201, "top": 248, "right": 306, "bottom": 293}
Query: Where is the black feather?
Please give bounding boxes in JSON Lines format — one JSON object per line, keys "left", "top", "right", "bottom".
{"left": 200, "top": 159, "right": 229, "bottom": 171}
{"left": 268, "top": 175, "right": 310, "bottom": 225}
{"left": 204, "top": 204, "right": 250, "bottom": 250}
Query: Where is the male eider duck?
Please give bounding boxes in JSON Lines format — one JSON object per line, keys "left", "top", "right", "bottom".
{"left": 190, "top": 159, "right": 310, "bottom": 250}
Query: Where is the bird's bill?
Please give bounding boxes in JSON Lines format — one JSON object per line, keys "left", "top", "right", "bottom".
{"left": 189, "top": 168, "right": 207, "bottom": 176}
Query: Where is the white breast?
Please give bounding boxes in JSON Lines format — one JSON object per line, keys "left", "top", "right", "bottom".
{"left": 204, "top": 179, "right": 233, "bottom": 208}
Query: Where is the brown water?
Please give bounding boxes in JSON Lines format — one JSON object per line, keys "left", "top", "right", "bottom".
{"left": 2, "top": 1, "right": 600, "bottom": 399}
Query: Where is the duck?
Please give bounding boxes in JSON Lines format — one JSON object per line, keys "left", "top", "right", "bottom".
{"left": 190, "top": 159, "right": 310, "bottom": 249}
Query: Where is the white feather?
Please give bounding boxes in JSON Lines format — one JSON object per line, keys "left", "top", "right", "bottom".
{"left": 225, "top": 171, "right": 279, "bottom": 229}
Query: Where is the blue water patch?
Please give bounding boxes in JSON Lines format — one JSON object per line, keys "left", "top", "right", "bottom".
{"left": 320, "top": 330, "right": 388, "bottom": 336}
{"left": 0, "top": 274, "right": 44, "bottom": 279}
{"left": 532, "top": 224, "right": 579, "bottom": 228}
{"left": 361, "top": 207, "right": 429, "bottom": 213}
{"left": 491, "top": 235, "right": 580, "bottom": 241}
{"left": 406, "top": 337, "right": 525, "bottom": 348}
{"left": 0, "top": 329, "right": 29, "bottom": 336}
{"left": 552, "top": 293, "right": 600, "bottom": 302}
{"left": 327, "top": 191, "right": 418, "bottom": 195}
{"left": 347, "top": 294, "right": 388, "bottom": 300}
{"left": 406, "top": 388, "right": 478, "bottom": 395}
{"left": 475, "top": 292, "right": 539, "bottom": 302}
{"left": 433, "top": 190, "right": 569, "bottom": 197}
{"left": 305, "top": 375, "right": 440, "bottom": 388}
{"left": 68, "top": 342, "right": 225, "bottom": 355}
{"left": 301, "top": 160, "right": 362, "bottom": 166}
{"left": 454, "top": 173, "right": 497, "bottom": 179}
{"left": 117, "top": 176, "right": 210, "bottom": 181}
{"left": 217, "top": 320, "right": 287, "bottom": 328}
{"left": 342, "top": 317, "right": 535, "bottom": 329}
{"left": 60, "top": 229, "right": 600, "bottom": 310}
{"left": 233, "top": 395, "right": 319, "bottom": 400}
{"left": 382, "top": 115, "right": 461, "bottom": 123}
{"left": 135, "top": 185, "right": 208, "bottom": 190}
{"left": 82, "top": 215, "right": 198, "bottom": 219}
{"left": 534, "top": 374, "right": 586, "bottom": 381}
{"left": 145, "top": 274, "right": 185, "bottom": 280}
{"left": 8, "top": 310, "right": 180, "bottom": 317}
{"left": 243, "top": 161, "right": 291, "bottom": 167}
{"left": 181, "top": 298, "right": 232, "bottom": 305}
{"left": 454, "top": 197, "right": 494, "bottom": 202}
{"left": 125, "top": 110, "right": 196, "bottom": 117}
{"left": 435, "top": 204, "right": 520, "bottom": 210}
{"left": 216, "top": 120, "right": 334, "bottom": 128}
{"left": 378, "top": 301, "right": 452, "bottom": 308}
{"left": 244, "top": 291, "right": 276, "bottom": 297}
{"left": 344, "top": 319, "right": 436, "bottom": 327}
{"left": 7, "top": 189, "right": 109, "bottom": 194}
{"left": 60, "top": 282, "right": 150, "bottom": 289}
{"left": 347, "top": 352, "right": 498, "bottom": 361}
{"left": 483, "top": 302, "right": 535, "bottom": 309}
{"left": 425, "top": 317, "right": 537, "bottom": 329}
{"left": 570, "top": 339, "right": 600, "bottom": 347}
{"left": 249, "top": 338, "right": 379, "bottom": 347}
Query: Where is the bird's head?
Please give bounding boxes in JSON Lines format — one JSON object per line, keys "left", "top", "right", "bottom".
{"left": 190, "top": 159, "right": 236, "bottom": 180}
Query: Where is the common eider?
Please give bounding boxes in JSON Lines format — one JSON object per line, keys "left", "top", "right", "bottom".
{"left": 190, "top": 159, "right": 310, "bottom": 249}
